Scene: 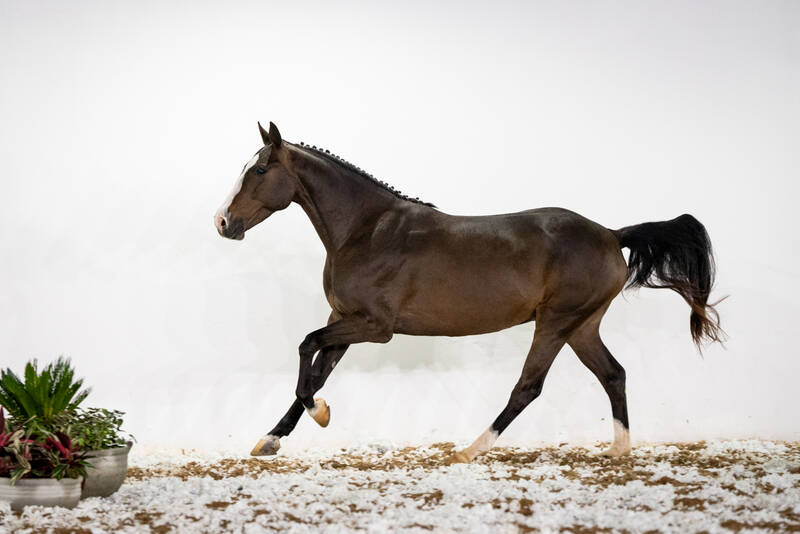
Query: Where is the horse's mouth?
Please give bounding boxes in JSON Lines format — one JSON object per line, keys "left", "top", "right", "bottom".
{"left": 219, "top": 217, "right": 246, "bottom": 240}
{"left": 226, "top": 228, "right": 245, "bottom": 240}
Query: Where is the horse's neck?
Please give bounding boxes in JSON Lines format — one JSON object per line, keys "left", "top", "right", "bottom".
{"left": 290, "top": 146, "right": 398, "bottom": 252}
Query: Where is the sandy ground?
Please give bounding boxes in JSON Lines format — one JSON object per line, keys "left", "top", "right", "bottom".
{"left": 1, "top": 440, "right": 799, "bottom": 533}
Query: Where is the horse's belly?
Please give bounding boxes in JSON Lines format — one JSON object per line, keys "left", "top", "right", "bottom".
{"left": 393, "top": 273, "right": 541, "bottom": 336}
{"left": 394, "top": 313, "right": 532, "bottom": 337}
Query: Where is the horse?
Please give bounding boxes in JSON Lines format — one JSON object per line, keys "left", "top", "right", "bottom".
{"left": 214, "top": 122, "right": 723, "bottom": 463}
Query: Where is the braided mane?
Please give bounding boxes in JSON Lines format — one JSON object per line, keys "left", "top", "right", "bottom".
{"left": 296, "top": 142, "right": 436, "bottom": 208}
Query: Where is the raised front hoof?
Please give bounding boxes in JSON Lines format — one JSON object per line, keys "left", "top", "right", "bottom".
{"left": 307, "top": 398, "right": 330, "bottom": 428}
{"left": 445, "top": 451, "right": 472, "bottom": 465}
{"left": 250, "top": 435, "right": 281, "bottom": 456}
{"left": 596, "top": 445, "right": 631, "bottom": 458}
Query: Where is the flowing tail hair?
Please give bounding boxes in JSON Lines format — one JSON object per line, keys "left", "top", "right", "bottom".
{"left": 614, "top": 214, "right": 725, "bottom": 348}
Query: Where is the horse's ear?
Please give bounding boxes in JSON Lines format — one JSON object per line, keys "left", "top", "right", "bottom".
{"left": 268, "top": 122, "right": 282, "bottom": 148}
{"left": 258, "top": 121, "right": 270, "bottom": 146}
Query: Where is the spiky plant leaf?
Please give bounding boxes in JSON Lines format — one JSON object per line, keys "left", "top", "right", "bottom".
{"left": 50, "top": 358, "right": 73, "bottom": 405}
{"left": 0, "top": 386, "right": 23, "bottom": 418}
{"left": 0, "top": 370, "right": 37, "bottom": 419}
{"left": 51, "top": 357, "right": 90, "bottom": 414}
{"left": 69, "top": 386, "right": 90, "bottom": 411}
{"left": 26, "top": 361, "right": 47, "bottom": 419}
{"left": 50, "top": 358, "right": 68, "bottom": 397}
{"left": 0, "top": 357, "right": 90, "bottom": 427}
{"left": 23, "top": 361, "right": 38, "bottom": 395}
{"left": 51, "top": 368, "right": 72, "bottom": 415}
{"left": 0, "top": 370, "right": 22, "bottom": 416}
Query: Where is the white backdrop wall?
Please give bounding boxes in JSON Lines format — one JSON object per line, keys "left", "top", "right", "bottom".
{"left": 1, "top": 1, "right": 798, "bottom": 452}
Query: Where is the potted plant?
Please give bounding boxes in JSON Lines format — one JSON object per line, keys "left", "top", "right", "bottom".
{"left": 70, "top": 407, "right": 134, "bottom": 498}
{"left": 0, "top": 356, "right": 132, "bottom": 505}
{"left": 0, "top": 407, "right": 87, "bottom": 510}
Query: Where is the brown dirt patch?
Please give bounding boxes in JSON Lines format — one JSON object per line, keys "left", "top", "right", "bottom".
{"left": 205, "top": 501, "right": 232, "bottom": 510}
{"left": 402, "top": 489, "right": 444, "bottom": 509}
{"left": 7, "top": 440, "right": 800, "bottom": 533}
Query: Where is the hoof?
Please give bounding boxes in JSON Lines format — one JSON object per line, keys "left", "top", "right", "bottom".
{"left": 250, "top": 435, "right": 281, "bottom": 456}
{"left": 596, "top": 445, "right": 631, "bottom": 458}
{"left": 446, "top": 451, "right": 472, "bottom": 465}
{"left": 307, "top": 398, "right": 330, "bottom": 428}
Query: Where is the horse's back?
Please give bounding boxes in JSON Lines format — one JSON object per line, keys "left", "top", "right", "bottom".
{"left": 385, "top": 206, "right": 626, "bottom": 336}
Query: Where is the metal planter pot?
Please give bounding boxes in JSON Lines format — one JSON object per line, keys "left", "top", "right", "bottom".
{"left": 0, "top": 477, "right": 83, "bottom": 511}
{"left": 81, "top": 443, "right": 132, "bottom": 499}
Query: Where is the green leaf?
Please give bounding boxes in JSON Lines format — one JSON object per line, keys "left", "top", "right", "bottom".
{"left": 66, "top": 406, "right": 131, "bottom": 450}
{"left": 51, "top": 463, "right": 66, "bottom": 480}
{"left": 51, "top": 357, "right": 68, "bottom": 396}
{"left": 12, "top": 447, "right": 31, "bottom": 471}
{"left": 10, "top": 467, "right": 26, "bottom": 485}
{"left": 70, "top": 386, "right": 90, "bottom": 410}
{"left": 0, "top": 357, "right": 90, "bottom": 425}
{"left": 0, "top": 386, "right": 26, "bottom": 419}
{"left": 1, "top": 371, "right": 37, "bottom": 419}
{"left": 25, "top": 361, "right": 47, "bottom": 418}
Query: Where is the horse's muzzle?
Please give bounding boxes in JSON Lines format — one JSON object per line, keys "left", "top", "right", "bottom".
{"left": 215, "top": 214, "right": 245, "bottom": 240}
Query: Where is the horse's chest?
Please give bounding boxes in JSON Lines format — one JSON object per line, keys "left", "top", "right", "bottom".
{"left": 322, "top": 260, "right": 356, "bottom": 315}
{"left": 322, "top": 256, "right": 382, "bottom": 315}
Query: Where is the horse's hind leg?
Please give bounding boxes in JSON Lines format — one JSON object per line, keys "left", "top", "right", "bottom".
{"left": 450, "top": 310, "right": 584, "bottom": 463}
{"left": 568, "top": 317, "right": 630, "bottom": 457}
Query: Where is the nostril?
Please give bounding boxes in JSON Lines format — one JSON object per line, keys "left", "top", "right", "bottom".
{"left": 220, "top": 218, "right": 227, "bottom": 228}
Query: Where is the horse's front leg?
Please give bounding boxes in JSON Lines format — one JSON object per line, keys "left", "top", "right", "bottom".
{"left": 296, "top": 315, "right": 393, "bottom": 418}
{"left": 250, "top": 344, "right": 349, "bottom": 456}
{"left": 250, "top": 313, "right": 391, "bottom": 456}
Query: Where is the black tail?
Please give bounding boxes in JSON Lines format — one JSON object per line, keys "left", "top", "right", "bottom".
{"left": 614, "top": 214, "right": 724, "bottom": 348}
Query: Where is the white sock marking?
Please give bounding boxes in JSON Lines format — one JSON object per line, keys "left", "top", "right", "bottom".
{"left": 605, "top": 419, "right": 631, "bottom": 455}
{"left": 460, "top": 428, "right": 499, "bottom": 462}
{"left": 612, "top": 419, "right": 630, "bottom": 445}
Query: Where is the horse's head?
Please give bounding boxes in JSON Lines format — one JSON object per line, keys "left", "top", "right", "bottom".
{"left": 214, "top": 122, "right": 297, "bottom": 240}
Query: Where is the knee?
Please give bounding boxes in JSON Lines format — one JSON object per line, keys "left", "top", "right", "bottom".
{"left": 294, "top": 386, "right": 312, "bottom": 405}
{"left": 298, "top": 334, "right": 317, "bottom": 357}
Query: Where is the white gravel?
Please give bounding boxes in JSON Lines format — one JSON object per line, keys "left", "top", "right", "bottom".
{"left": 1, "top": 439, "right": 799, "bottom": 533}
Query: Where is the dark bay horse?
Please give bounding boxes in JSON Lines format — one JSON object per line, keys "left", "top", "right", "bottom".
{"left": 214, "top": 122, "right": 723, "bottom": 462}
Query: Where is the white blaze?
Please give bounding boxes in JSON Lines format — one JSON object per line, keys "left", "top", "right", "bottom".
{"left": 215, "top": 153, "right": 260, "bottom": 218}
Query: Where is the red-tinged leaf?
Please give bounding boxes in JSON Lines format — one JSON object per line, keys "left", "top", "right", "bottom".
{"left": 0, "top": 426, "right": 12, "bottom": 447}
{"left": 56, "top": 431, "right": 73, "bottom": 452}
{"left": 47, "top": 435, "right": 70, "bottom": 458}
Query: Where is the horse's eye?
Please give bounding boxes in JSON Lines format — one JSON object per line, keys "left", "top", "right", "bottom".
{"left": 256, "top": 166, "right": 267, "bottom": 175}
